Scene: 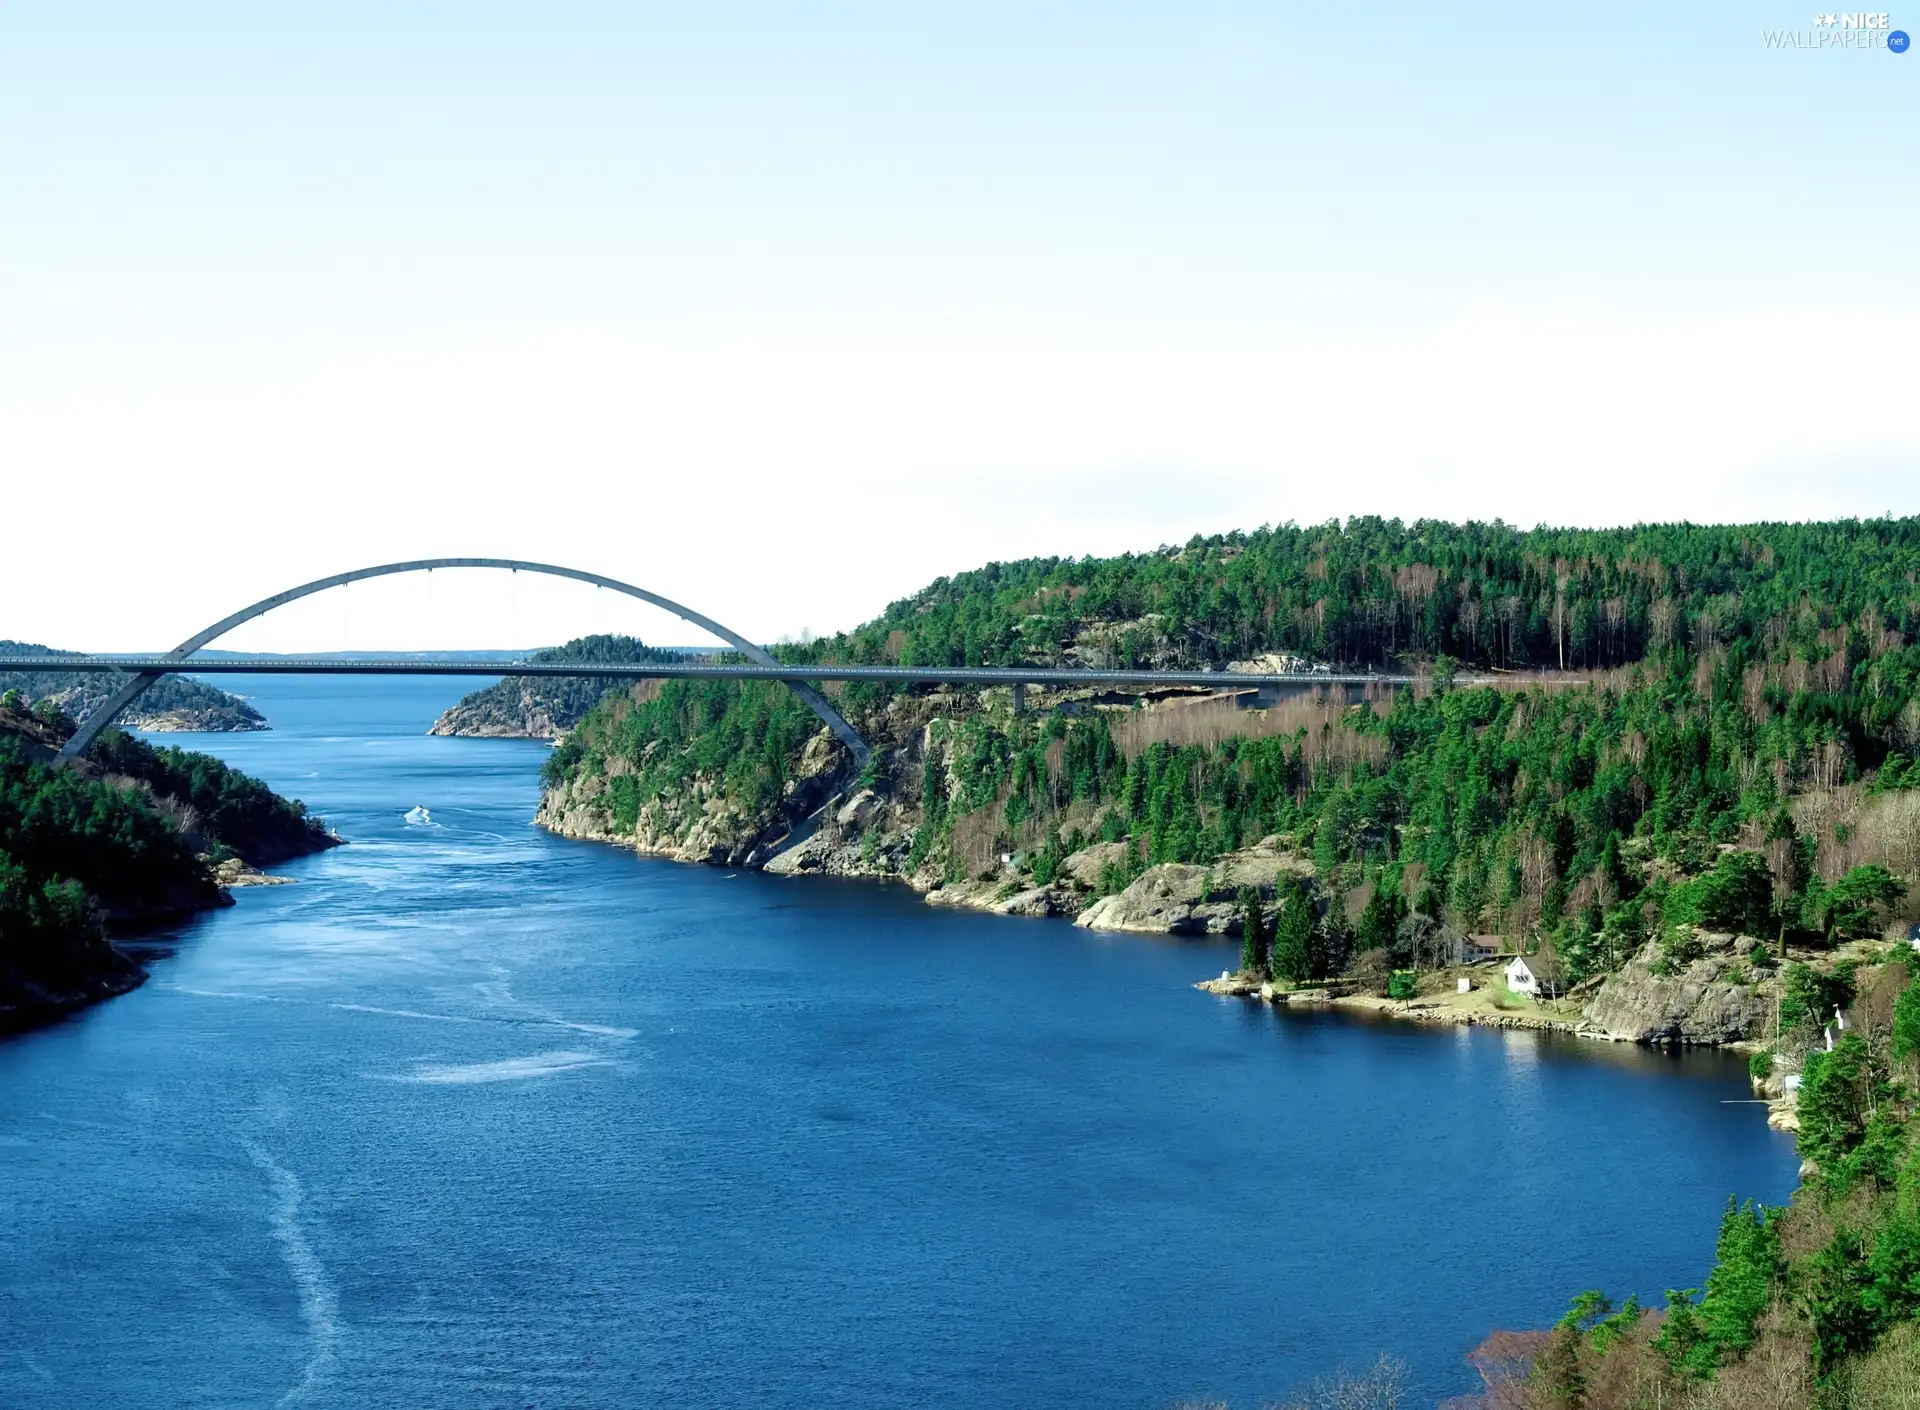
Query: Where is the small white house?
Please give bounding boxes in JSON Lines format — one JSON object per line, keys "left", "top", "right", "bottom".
{"left": 1505, "top": 956, "right": 1539, "bottom": 996}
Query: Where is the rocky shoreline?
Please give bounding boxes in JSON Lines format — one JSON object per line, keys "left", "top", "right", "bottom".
{"left": 534, "top": 757, "right": 1806, "bottom": 1057}
{"left": 1194, "top": 971, "right": 1585, "bottom": 1033}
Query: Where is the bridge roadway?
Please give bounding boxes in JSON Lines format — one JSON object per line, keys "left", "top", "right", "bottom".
{"left": 0, "top": 656, "right": 1446, "bottom": 691}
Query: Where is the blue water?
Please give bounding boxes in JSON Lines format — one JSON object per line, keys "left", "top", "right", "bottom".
{"left": 0, "top": 676, "right": 1798, "bottom": 1409}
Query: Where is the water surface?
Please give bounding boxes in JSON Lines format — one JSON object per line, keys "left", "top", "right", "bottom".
{"left": 0, "top": 676, "right": 1798, "bottom": 1408}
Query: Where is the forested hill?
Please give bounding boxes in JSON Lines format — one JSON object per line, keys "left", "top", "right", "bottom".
{"left": 429, "top": 635, "right": 686, "bottom": 739}
{"left": 0, "top": 699, "right": 338, "bottom": 1026}
{"left": 791, "top": 517, "right": 1920, "bottom": 673}
{"left": 0, "top": 641, "right": 267, "bottom": 733}
{"left": 540, "top": 516, "right": 1920, "bottom": 986}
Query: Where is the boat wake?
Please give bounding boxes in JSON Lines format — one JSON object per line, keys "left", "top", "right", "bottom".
{"left": 243, "top": 1138, "right": 341, "bottom": 1407}
{"left": 393, "top": 1050, "right": 609, "bottom": 1084}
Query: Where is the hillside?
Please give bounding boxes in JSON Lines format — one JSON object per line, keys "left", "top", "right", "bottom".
{"left": 0, "top": 699, "right": 338, "bottom": 1026}
{"left": 428, "top": 635, "right": 685, "bottom": 738}
{"left": 0, "top": 641, "right": 267, "bottom": 733}
{"left": 537, "top": 517, "right": 1920, "bottom": 1046}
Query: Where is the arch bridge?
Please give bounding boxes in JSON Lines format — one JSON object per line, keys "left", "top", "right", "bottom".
{"left": 43, "top": 558, "right": 873, "bottom": 767}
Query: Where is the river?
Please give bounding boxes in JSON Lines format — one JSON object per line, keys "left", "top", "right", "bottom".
{"left": 0, "top": 675, "right": 1799, "bottom": 1409}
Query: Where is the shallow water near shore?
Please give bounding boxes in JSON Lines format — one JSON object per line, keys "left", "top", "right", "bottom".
{"left": 0, "top": 675, "right": 1798, "bottom": 1409}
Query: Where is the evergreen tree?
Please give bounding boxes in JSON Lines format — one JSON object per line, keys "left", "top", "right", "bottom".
{"left": 1238, "top": 887, "right": 1270, "bottom": 976}
{"left": 1696, "top": 1198, "right": 1783, "bottom": 1361}
{"left": 1811, "top": 865, "right": 1908, "bottom": 946}
{"left": 1270, "top": 880, "right": 1314, "bottom": 984}
{"left": 1357, "top": 880, "right": 1406, "bottom": 958}
{"left": 1532, "top": 1325, "right": 1586, "bottom": 1410}
{"left": 1798, "top": 1034, "right": 1873, "bottom": 1172}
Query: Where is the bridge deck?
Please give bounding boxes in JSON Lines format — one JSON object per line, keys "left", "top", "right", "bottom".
{"left": 0, "top": 656, "right": 1459, "bottom": 690}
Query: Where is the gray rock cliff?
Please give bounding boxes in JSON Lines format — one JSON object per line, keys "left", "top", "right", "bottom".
{"left": 1583, "top": 941, "right": 1774, "bottom": 1044}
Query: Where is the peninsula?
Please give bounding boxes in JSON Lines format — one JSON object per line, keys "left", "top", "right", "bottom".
{"left": 0, "top": 695, "right": 338, "bottom": 1027}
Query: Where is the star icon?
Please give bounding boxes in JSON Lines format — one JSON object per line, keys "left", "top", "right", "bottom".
{"left": 1816, "top": 12, "right": 1838, "bottom": 24}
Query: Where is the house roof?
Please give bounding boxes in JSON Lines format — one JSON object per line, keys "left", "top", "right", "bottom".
{"left": 1505, "top": 956, "right": 1535, "bottom": 972}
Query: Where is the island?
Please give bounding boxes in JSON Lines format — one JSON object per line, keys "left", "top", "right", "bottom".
{"left": 428, "top": 634, "right": 685, "bottom": 738}
{"left": 0, "top": 640, "right": 268, "bottom": 733}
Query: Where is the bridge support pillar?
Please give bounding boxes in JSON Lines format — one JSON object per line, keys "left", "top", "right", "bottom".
{"left": 1011, "top": 682, "right": 1027, "bottom": 716}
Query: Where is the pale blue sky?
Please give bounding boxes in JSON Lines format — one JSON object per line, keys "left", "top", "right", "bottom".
{"left": 2, "top": 3, "right": 1915, "bottom": 648}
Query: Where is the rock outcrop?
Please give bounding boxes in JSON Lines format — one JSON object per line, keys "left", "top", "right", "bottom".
{"left": 537, "top": 725, "right": 855, "bottom": 868}
{"left": 1583, "top": 942, "right": 1774, "bottom": 1045}
{"left": 1074, "top": 846, "right": 1309, "bottom": 935}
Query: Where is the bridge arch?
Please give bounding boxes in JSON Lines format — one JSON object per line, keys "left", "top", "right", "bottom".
{"left": 56, "top": 558, "right": 871, "bottom": 767}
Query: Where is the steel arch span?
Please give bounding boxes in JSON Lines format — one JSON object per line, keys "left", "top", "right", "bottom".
{"left": 55, "top": 558, "right": 872, "bottom": 767}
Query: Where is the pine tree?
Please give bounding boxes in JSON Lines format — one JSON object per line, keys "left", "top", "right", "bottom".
{"left": 1238, "top": 887, "right": 1270, "bottom": 977}
{"left": 1271, "top": 880, "right": 1314, "bottom": 984}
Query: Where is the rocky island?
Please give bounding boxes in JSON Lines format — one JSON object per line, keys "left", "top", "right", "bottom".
{"left": 0, "top": 696, "right": 339, "bottom": 1027}
{"left": 0, "top": 641, "right": 268, "bottom": 733}
{"left": 428, "top": 634, "right": 685, "bottom": 738}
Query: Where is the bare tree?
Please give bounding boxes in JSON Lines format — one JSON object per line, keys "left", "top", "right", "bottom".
{"left": 1274, "top": 1355, "right": 1411, "bottom": 1410}
{"left": 1649, "top": 597, "right": 1678, "bottom": 654}
{"left": 1464, "top": 1331, "right": 1548, "bottom": 1410}
{"left": 1531, "top": 936, "right": 1569, "bottom": 999}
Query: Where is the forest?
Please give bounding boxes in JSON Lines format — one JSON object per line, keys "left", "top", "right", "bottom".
{"left": 785, "top": 517, "right": 1920, "bottom": 675}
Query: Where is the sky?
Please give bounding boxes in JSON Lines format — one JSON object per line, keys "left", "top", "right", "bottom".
{"left": 2, "top": 2, "right": 1916, "bottom": 652}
